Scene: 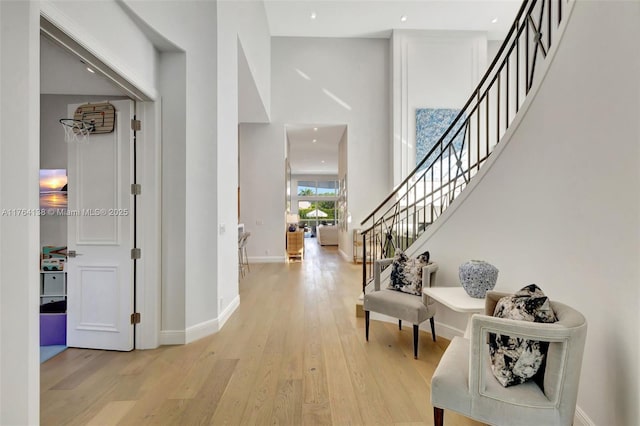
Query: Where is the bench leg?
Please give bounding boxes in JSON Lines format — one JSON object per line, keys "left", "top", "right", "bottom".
{"left": 365, "top": 310, "right": 370, "bottom": 341}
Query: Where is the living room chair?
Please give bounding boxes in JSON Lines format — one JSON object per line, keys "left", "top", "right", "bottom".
{"left": 431, "top": 291, "right": 587, "bottom": 426}
{"left": 364, "top": 258, "right": 439, "bottom": 359}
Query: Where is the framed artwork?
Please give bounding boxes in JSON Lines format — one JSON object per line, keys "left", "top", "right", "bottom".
{"left": 415, "top": 108, "right": 465, "bottom": 170}
{"left": 39, "top": 169, "right": 67, "bottom": 210}
{"left": 337, "top": 176, "right": 347, "bottom": 231}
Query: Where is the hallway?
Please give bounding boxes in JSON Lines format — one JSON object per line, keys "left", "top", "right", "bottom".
{"left": 41, "top": 242, "right": 481, "bottom": 425}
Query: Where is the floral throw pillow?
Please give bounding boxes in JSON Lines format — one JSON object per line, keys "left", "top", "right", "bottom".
{"left": 489, "top": 284, "right": 557, "bottom": 387}
{"left": 388, "top": 250, "right": 430, "bottom": 296}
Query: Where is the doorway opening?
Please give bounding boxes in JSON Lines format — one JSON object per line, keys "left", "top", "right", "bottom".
{"left": 39, "top": 19, "right": 153, "bottom": 356}
{"left": 285, "top": 124, "right": 347, "bottom": 259}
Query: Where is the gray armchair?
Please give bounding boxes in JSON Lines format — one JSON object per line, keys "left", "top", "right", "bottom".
{"left": 431, "top": 291, "right": 587, "bottom": 426}
{"left": 364, "top": 258, "right": 439, "bottom": 359}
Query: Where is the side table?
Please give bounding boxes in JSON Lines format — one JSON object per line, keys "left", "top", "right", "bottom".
{"left": 286, "top": 230, "right": 304, "bottom": 261}
{"left": 423, "top": 287, "right": 485, "bottom": 337}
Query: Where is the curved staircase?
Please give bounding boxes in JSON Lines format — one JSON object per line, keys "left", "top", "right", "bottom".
{"left": 358, "top": 0, "right": 573, "bottom": 296}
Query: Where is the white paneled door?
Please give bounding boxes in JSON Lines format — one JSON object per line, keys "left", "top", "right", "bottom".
{"left": 66, "top": 100, "right": 135, "bottom": 351}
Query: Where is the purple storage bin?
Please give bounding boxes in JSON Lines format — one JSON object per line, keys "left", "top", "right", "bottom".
{"left": 40, "top": 313, "right": 66, "bottom": 346}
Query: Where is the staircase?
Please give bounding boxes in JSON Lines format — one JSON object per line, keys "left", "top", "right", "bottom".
{"left": 359, "top": 0, "right": 570, "bottom": 294}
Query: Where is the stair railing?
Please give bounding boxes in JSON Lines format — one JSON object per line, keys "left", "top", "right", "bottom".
{"left": 361, "top": 0, "right": 567, "bottom": 291}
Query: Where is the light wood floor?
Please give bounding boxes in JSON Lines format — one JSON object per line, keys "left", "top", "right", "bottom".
{"left": 41, "top": 239, "right": 483, "bottom": 426}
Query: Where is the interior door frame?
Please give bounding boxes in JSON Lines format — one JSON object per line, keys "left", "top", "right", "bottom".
{"left": 40, "top": 14, "right": 162, "bottom": 350}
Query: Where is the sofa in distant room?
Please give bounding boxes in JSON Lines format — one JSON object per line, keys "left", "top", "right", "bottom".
{"left": 317, "top": 224, "right": 338, "bottom": 246}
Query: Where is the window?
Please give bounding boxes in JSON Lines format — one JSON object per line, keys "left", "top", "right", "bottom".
{"left": 317, "top": 180, "right": 337, "bottom": 196}
{"left": 298, "top": 200, "right": 336, "bottom": 222}
{"left": 297, "top": 181, "right": 316, "bottom": 196}
{"left": 296, "top": 179, "right": 339, "bottom": 234}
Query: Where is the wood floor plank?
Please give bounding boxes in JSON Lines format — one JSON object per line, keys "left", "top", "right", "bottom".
{"left": 41, "top": 240, "right": 485, "bottom": 426}
{"left": 364, "top": 321, "right": 432, "bottom": 423}
{"left": 167, "top": 358, "right": 239, "bottom": 425}
{"left": 238, "top": 281, "right": 293, "bottom": 425}
{"left": 208, "top": 267, "right": 286, "bottom": 425}
{"left": 316, "top": 276, "right": 365, "bottom": 425}
{"left": 271, "top": 379, "right": 303, "bottom": 426}
{"left": 114, "top": 362, "right": 187, "bottom": 424}
{"left": 168, "top": 347, "right": 218, "bottom": 400}
{"left": 40, "top": 348, "right": 101, "bottom": 389}
{"left": 301, "top": 279, "right": 332, "bottom": 425}
{"left": 86, "top": 400, "right": 136, "bottom": 426}
{"left": 337, "top": 329, "right": 396, "bottom": 424}
{"left": 49, "top": 350, "right": 119, "bottom": 390}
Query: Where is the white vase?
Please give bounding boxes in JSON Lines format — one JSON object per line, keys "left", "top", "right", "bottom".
{"left": 459, "top": 260, "right": 499, "bottom": 298}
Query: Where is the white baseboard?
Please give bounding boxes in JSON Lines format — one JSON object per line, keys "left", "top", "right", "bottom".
{"left": 218, "top": 295, "right": 240, "bottom": 329}
{"left": 430, "top": 320, "right": 464, "bottom": 341}
{"left": 574, "top": 406, "right": 595, "bottom": 426}
{"left": 249, "top": 256, "right": 286, "bottom": 263}
{"left": 160, "top": 296, "right": 241, "bottom": 346}
{"left": 159, "top": 330, "right": 185, "bottom": 345}
{"left": 185, "top": 318, "right": 218, "bottom": 344}
{"left": 368, "top": 313, "right": 464, "bottom": 341}
{"left": 339, "top": 249, "right": 351, "bottom": 262}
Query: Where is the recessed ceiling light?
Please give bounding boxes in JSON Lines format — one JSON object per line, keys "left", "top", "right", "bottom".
{"left": 400, "top": 15, "right": 408, "bottom": 22}
{"left": 310, "top": 12, "right": 317, "bottom": 20}
{"left": 313, "top": 127, "right": 318, "bottom": 131}
{"left": 312, "top": 139, "right": 317, "bottom": 143}
{"left": 491, "top": 18, "right": 498, "bottom": 24}
{"left": 321, "top": 160, "right": 325, "bottom": 163}
{"left": 86, "top": 67, "right": 95, "bottom": 74}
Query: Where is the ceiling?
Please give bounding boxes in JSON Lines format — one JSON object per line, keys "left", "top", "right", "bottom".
{"left": 40, "top": 35, "right": 128, "bottom": 97}
{"left": 287, "top": 125, "right": 347, "bottom": 175}
{"left": 264, "top": 0, "right": 520, "bottom": 40}
{"left": 40, "top": 1, "right": 522, "bottom": 175}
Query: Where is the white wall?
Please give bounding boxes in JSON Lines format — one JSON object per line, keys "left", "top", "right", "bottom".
{"left": 409, "top": 1, "right": 640, "bottom": 424}
{"left": 130, "top": 1, "right": 220, "bottom": 336}
{"left": 240, "top": 37, "right": 390, "bottom": 262}
{"left": 41, "top": 0, "right": 158, "bottom": 99}
{"left": 391, "top": 30, "right": 487, "bottom": 185}
{"left": 122, "top": 0, "right": 270, "bottom": 338}
{"left": 216, "top": 0, "right": 271, "bottom": 328}
{"left": 232, "top": 1, "right": 271, "bottom": 122}
{"left": 239, "top": 123, "right": 287, "bottom": 262}
{"left": 121, "top": 0, "right": 223, "bottom": 338}
{"left": 158, "top": 52, "right": 187, "bottom": 337}
{"left": 487, "top": 39, "right": 502, "bottom": 64}
{"left": 274, "top": 37, "right": 390, "bottom": 228}
{"left": 0, "top": 2, "right": 40, "bottom": 423}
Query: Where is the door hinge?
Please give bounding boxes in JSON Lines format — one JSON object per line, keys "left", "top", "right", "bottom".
{"left": 131, "top": 119, "right": 141, "bottom": 132}
{"left": 131, "top": 248, "right": 141, "bottom": 259}
{"left": 130, "top": 312, "right": 141, "bottom": 324}
{"left": 131, "top": 183, "right": 142, "bottom": 195}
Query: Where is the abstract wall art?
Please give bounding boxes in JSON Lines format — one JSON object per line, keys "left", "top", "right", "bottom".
{"left": 415, "top": 108, "right": 465, "bottom": 170}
